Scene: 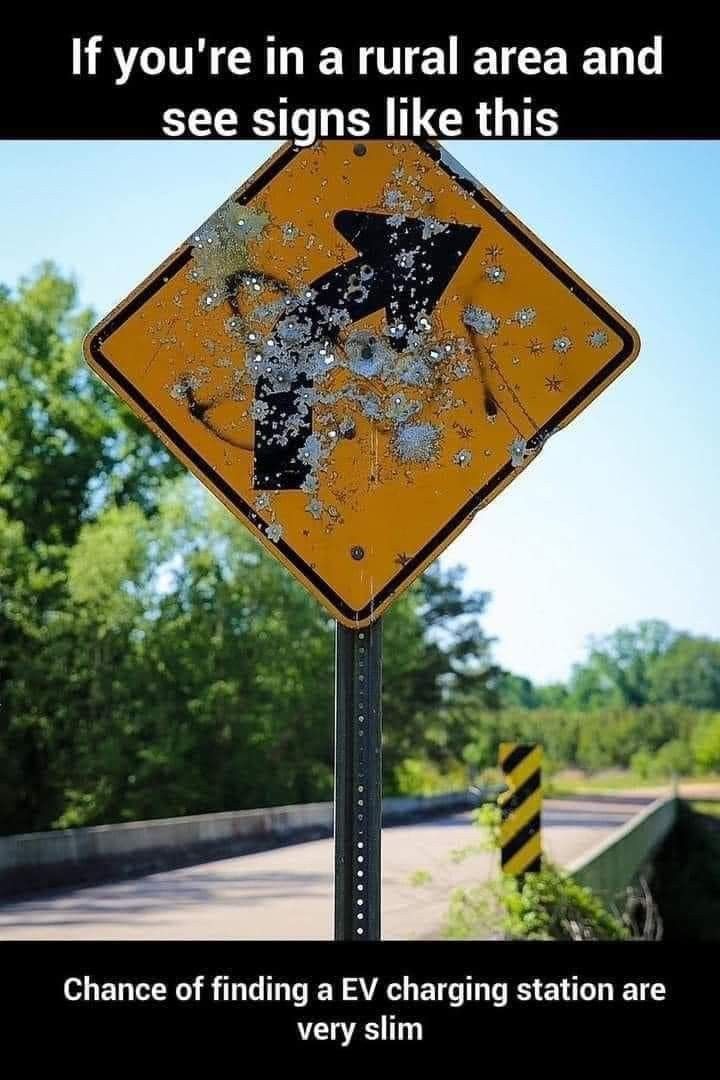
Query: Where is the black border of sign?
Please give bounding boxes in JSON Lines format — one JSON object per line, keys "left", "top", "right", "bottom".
{"left": 86, "top": 138, "right": 638, "bottom": 625}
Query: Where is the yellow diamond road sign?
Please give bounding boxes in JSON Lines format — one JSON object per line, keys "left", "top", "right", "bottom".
{"left": 85, "top": 139, "right": 640, "bottom": 628}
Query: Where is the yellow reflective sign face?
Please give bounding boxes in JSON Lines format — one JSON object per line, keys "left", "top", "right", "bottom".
{"left": 85, "top": 140, "right": 640, "bottom": 627}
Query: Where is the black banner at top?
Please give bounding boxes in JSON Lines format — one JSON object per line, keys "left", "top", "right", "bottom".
{"left": 1, "top": 22, "right": 718, "bottom": 140}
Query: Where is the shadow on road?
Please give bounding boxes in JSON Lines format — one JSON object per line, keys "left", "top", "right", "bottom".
{"left": 0, "top": 868, "right": 332, "bottom": 930}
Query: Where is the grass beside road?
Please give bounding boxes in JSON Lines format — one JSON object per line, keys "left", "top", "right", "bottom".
{"left": 547, "top": 770, "right": 665, "bottom": 796}
{"left": 545, "top": 768, "right": 720, "bottom": 798}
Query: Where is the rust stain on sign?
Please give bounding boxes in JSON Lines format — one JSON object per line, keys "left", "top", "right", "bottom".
{"left": 85, "top": 139, "right": 640, "bottom": 627}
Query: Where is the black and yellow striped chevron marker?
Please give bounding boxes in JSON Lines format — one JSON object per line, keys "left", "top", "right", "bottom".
{"left": 498, "top": 743, "right": 542, "bottom": 875}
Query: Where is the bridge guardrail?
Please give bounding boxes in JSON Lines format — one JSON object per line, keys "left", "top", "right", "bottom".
{"left": 567, "top": 795, "right": 679, "bottom": 900}
{"left": 0, "top": 788, "right": 492, "bottom": 898}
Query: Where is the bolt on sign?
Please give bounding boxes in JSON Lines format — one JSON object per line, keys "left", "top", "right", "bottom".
{"left": 85, "top": 140, "right": 640, "bottom": 628}
{"left": 499, "top": 743, "right": 543, "bottom": 875}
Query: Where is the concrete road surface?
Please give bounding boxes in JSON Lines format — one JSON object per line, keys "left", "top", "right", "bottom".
{"left": 0, "top": 796, "right": 652, "bottom": 940}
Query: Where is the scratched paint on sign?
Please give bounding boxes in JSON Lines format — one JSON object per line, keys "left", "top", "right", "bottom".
{"left": 85, "top": 140, "right": 640, "bottom": 626}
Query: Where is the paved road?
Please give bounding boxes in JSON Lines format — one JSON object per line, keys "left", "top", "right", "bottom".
{"left": 0, "top": 796, "right": 652, "bottom": 940}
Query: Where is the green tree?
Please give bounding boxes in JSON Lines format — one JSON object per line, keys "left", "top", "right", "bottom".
{"left": 693, "top": 715, "right": 720, "bottom": 773}
{"left": 567, "top": 620, "right": 678, "bottom": 708}
{"left": 495, "top": 672, "right": 539, "bottom": 709}
{"left": 648, "top": 636, "right": 720, "bottom": 709}
{"left": 0, "top": 266, "right": 180, "bottom": 832}
{"left": 383, "top": 564, "right": 499, "bottom": 780}
{"left": 535, "top": 683, "right": 570, "bottom": 709}
{"left": 0, "top": 264, "right": 178, "bottom": 549}
{"left": 631, "top": 739, "right": 694, "bottom": 780}
{"left": 1, "top": 265, "right": 500, "bottom": 832}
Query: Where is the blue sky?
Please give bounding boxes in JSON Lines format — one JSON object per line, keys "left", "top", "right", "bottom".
{"left": 1, "top": 140, "right": 718, "bottom": 683}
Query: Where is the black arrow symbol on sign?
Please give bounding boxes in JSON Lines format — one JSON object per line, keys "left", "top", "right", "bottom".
{"left": 253, "top": 210, "right": 481, "bottom": 490}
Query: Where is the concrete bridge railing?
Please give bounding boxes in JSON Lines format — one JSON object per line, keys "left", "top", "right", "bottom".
{"left": 567, "top": 795, "right": 678, "bottom": 900}
{"left": 0, "top": 789, "right": 485, "bottom": 898}
{"left": 0, "top": 790, "right": 680, "bottom": 903}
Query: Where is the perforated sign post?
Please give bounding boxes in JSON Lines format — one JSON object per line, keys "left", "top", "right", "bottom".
{"left": 85, "top": 139, "right": 639, "bottom": 941}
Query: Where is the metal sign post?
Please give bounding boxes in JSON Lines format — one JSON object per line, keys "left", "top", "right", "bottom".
{"left": 334, "top": 620, "right": 383, "bottom": 941}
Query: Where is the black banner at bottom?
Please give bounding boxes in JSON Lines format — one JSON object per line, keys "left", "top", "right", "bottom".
{"left": 0, "top": 940, "right": 713, "bottom": 1051}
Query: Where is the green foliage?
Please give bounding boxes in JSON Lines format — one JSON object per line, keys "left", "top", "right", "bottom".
{"left": 552, "top": 620, "right": 720, "bottom": 713}
{"left": 0, "top": 264, "right": 178, "bottom": 549}
{"left": 0, "top": 266, "right": 498, "bottom": 833}
{"left": 444, "top": 804, "right": 628, "bottom": 941}
{"left": 495, "top": 673, "right": 570, "bottom": 710}
{"left": 496, "top": 620, "right": 720, "bottom": 721}
{"left": 648, "top": 637, "right": 720, "bottom": 709}
{"left": 460, "top": 703, "right": 716, "bottom": 780}
{"left": 392, "top": 757, "right": 467, "bottom": 796}
{"left": 499, "top": 868, "right": 629, "bottom": 941}
{"left": 567, "top": 621, "right": 678, "bottom": 709}
{"left": 630, "top": 739, "right": 693, "bottom": 780}
{"left": 3, "top": 264, "right": 720, "bottom": 837}
{"left": 409, "top": 869, "right": 433, "bottom": 886}
{"left": 692, "top": 715, "right": 720, "bottom": 773}
{"left": 494, "top": 672, "right": 539, "bottom": 709}
{"left": 380, "top": 569, "right": 499, "bottom": 780}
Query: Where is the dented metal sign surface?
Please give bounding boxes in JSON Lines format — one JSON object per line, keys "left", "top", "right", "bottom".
{"left": 85, "top": 140, "right": 640, "bottom": 627}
